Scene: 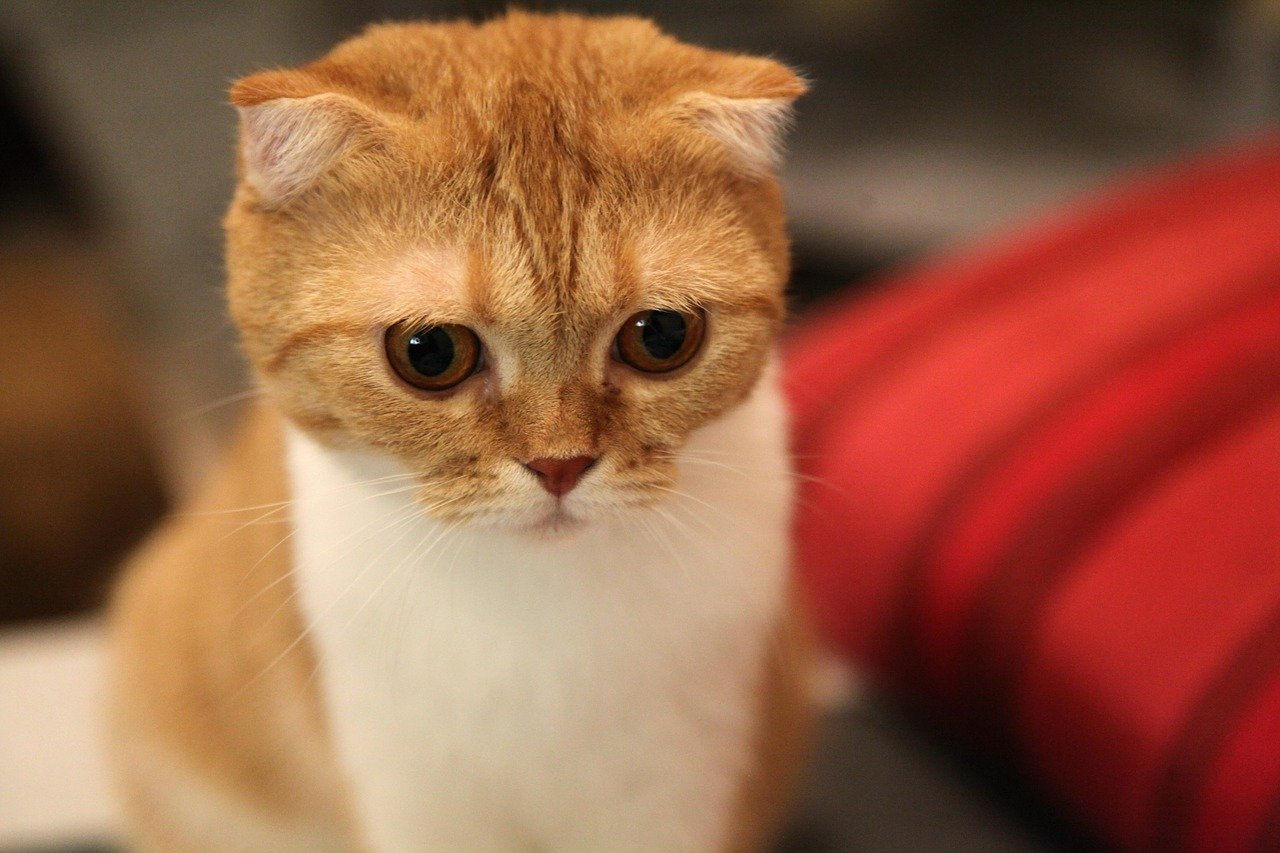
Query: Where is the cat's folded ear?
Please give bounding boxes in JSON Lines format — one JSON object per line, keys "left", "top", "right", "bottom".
{"left": 231, "top": 70, "right": 386, "bottom": 208}
{"left": 674, "top": 56, "right": 807, "bottom": 178}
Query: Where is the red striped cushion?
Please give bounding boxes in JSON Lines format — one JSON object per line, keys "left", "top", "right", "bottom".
{"left": 785, "top": 135, "right": 1280, "bottom": 852}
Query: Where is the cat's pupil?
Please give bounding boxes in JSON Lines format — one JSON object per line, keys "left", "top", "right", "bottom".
{"left": 641, "top": 310, "right": 687, "bottom": 360}
{"left": 406, "top": 328, "right": 455, "bottom": 377}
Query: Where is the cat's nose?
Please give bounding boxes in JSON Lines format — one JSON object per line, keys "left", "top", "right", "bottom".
{"left": 522, "top": 455, "right": 597, "bottom": 497}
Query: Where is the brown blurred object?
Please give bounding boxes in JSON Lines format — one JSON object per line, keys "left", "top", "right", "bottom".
{"left": 0, "top": 235, "right": 167, "bottom": 623}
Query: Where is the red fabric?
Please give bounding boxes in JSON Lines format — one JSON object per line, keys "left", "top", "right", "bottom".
{"left": 1188, "top": 669, "right": 1280, "bottom": 852}
{"left": 784, "top": 135, "right": 1280, "bottom": 852}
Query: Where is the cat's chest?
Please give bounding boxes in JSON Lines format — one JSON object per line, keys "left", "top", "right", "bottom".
{"left": 282, "top": 383, "right": 792, "bottom": 850}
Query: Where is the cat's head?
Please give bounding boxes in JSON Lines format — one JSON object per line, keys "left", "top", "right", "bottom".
{"left": 225, "top": 13, "right": 804, "bottom": 533}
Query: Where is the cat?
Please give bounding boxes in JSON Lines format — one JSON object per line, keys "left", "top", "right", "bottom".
{"left": 107, "top": 12, "right": 811, "bottom": 851}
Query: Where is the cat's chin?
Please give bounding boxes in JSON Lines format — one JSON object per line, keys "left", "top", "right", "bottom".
{"left": 518, "top": 506, "right": 588, "bottom": 540}
{"left": 461, "top": 504, "right": 589, "bottom": 540}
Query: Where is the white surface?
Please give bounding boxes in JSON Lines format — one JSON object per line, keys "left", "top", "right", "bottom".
{"left": 0, "top": 618, "right": 120, "bottom": 847}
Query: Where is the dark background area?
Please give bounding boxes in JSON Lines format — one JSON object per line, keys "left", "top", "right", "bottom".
{"left": 0, "top": 1, "right": 1276, "bottom": 849}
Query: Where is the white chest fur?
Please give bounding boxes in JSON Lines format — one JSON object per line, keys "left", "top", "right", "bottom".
{"left": 286, "top": 370, "right": 794, "bottom": 852}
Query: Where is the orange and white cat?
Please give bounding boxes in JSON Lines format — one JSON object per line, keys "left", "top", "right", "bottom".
{"left": 108, "top": 13, "right": 810, "bottom": 852}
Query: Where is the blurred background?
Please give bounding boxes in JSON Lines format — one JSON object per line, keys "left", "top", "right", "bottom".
{"left": 1, "top": 1, "right": 1277, "bottom": 849}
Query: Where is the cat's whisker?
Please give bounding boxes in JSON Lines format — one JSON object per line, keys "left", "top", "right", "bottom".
{"left": 232, "top": 500, "right": 424, "bottom": 620}
{"left": 363, "top": 522, "right": 460, "bottom": 675}
{"left": 327, "top": 528, "right": 431, "bottom": 670}
{"left": 245, "top": 490, "right": 457, "bottom": 632}
{"left": 673, "top": 457, "right": 839, "bottom": 512}
{"left": 303, "top": 524, "right": 445, "bottom": 694}
{"left": 185, "top": 471, "right": 427, "bottom": 520}
{"left": 217, "top": 481, "right": 426, "bottom": 584}
{"left": 235, "top": 504, "right": 434, "bottom": 700}
{"left": 676, "top": 446, "right": 825, "bottom": 464}
{"left": 231, "top": 528, "right": 303, "bottom": 605}
{"left": 672, "top": 452, "right": 839, "bottom": 494}
{"left": 232, "top": 519, "right": 417, "bottom": 681}
{"left": 676, "top": 454, "right": 810, "bottom": 479}
{"left": 388, "top": 528, "right": 466, "bottom": 680}
{"left": 641, "top": 511, "right": 696, "bottom": 593}
{"left": 649, "top": 502, "right": 704, "bottom": 541}
{"left": 208, "top": 502, "right": 299, "bottom": 544}
{"left": 648, "top": 483, "right": 736, "bottom": 528}
{"left": 178, "top": 501, "right": 293, "bottom": 519}
{"left": 287, "top": 493, "right": 471, "bottom": 693}
{"left": 362, "top": 515, "right": 459, "bottom": 637}
{"left": 171, "top": 387, "right": 264, "bottom": 423}
{"left": 671, "top": 450, "right": 840, "bottom": 492}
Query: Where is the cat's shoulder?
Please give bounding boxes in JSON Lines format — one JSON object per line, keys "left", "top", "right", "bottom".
{"left": 107, "top": 403, "right": 354, "bottom": 849}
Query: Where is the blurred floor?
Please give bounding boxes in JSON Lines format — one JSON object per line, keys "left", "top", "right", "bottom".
{"left": 0, "top": 619, "right": 117, "bottom": 848}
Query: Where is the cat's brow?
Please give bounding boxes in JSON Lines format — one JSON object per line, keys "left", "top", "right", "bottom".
{"left": 265, "top": 320, "right": 374, "bottom": 374}
{"left": 637, "top": 283, "right": 781, "bottom": 318}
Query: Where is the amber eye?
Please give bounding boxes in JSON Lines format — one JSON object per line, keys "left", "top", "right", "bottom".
{"left": 385, "top": 322, "right": 482, "bottom": 392}
{"left": 614, "top": 308, "right": 706, "bottom": 373}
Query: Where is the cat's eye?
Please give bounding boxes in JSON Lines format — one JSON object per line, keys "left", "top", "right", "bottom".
{"left": 613, "top": 308, "right": 706, "bottom": 374}
{"left": 385, "top": 322, "right": 482, "bottom": 392}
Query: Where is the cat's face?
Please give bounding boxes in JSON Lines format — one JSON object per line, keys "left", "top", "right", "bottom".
{"left": 225, "top": 13, "right": 803, "bottom": 533}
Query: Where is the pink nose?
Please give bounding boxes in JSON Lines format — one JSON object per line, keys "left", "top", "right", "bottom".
{"left": 522, "top": 455, "right": 597, "bottom": 496}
